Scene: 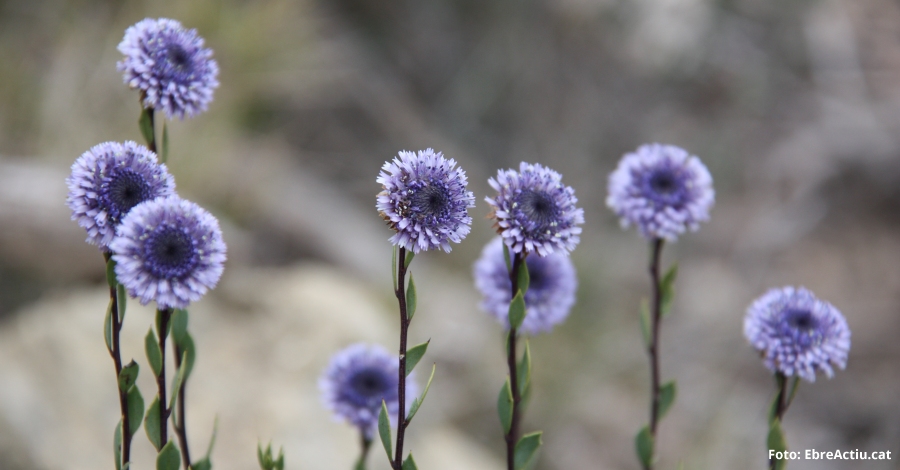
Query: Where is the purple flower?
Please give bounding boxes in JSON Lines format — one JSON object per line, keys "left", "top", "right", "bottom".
{"left": 744, "top": 286, "right": 851, "bottom": 383}
{"left": 117, "top": 18, "right": 219, "bottom": 120}
{"left": 474, "top": 237, "right": 577, "bottom": 335}
{"left": 607, "top": 143, "right": 714, "bottom": 241}
{"left": 320, "top": 344, "right": 417, "bottom": 436}
{"left": 110, "top": 196, "right": 226, "bottom": 309}
{"left": 486, "top": 162, "right": 584, "bottom": 256}
{"left": 376, "top": 149, "right": 475, "bottom": 253}
{"left": 66, "top": 141, "right": 175, "bottom": 249}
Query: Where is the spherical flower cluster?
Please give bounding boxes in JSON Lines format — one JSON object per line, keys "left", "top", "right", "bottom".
{"left": 66, "top": 141, "right": 175, "bottom": 249}
{"left": 110, "top": 196, "right": 226, "bottom": 309}
{"left": 474, "top": 237, "right": 577, "bottom": 335}
{"left": 606, "top": 143, "right": 714, "bottom": 241}
{"left": 117, "top": 18, "right": 219, "bottom": 120}
{"left": 320, "top": 344, "right": 417, "bottom": 436}
{"left": 376, "top": 149, "right": 475, "bottom": 253}
{"left": 743, "top": 286, "right": 850, "bottom": 383}
{"left": 486, "top": 162, "right": 584, "bottom": 256}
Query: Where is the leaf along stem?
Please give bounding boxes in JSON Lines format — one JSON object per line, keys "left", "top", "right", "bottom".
{"left": 104, "top": 252, "right": 133, "bottom": 467}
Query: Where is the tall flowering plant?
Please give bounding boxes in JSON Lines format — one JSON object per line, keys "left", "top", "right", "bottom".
{"left": 374, "top": 148, "right": 475, "bottom": 470}
{"left": 744, "top": 286, "right": 850, "bottom": 469}
{"left": 484, "top": 162, "right": 584, "bottom": 470}
{"left": 607, "top": 143, "right": 714, "bottom": 470}
{"left": 66, "top": 17, "right": 226, "bottom": 470}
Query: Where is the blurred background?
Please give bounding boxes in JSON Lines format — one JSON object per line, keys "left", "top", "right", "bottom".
{"left": 0, "top": 0, "right": 898, "bottom": 468}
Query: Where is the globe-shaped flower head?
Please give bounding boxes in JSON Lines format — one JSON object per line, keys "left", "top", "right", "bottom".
{"left": 117, "top": 18, "right": 220, "bottom": 120}
{"left": 376, "top": 148, "right": 475, "bottom": 253}
{"left": 607, "top": 144, "right": 714, "bottom": 241}
{"left": 66, "top": 141, "right": 175, "bottom": 249}
{"left": 743, "top": 286, "right": 850, "bottom": 383}
{"left": 486, "top": 162, "right": 584, "bottom": 256}
{"left": 320, "top": 344, "right": 417, "bottom": 436}
{"left": 110, "top": 196, "right": 226, "bottom": 309}
{"left": 474, "top": 237, "right": 577, "bottom": 335}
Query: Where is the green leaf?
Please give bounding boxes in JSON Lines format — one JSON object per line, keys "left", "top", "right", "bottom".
{"left": 145, "top": 329, "right": 162, "bottom": 377}
{"left": 203, "top": 415, "right": 219, "bottom": 459}
{"left": 406, "top": 275, "right": 417, "bottom": 321}
{"left": 392, "top": 246, "right": 398, "bottom": 292}
{"left": 407, "top": 363, "right": 435, "bottom": 422}
{"left": 104, "top": 299, "right": 115, "bottom": 353}
{"left": 517, "top": 340, "right": 532, "bottom": 396}
{"left": 169, "top": 351, "right": 189, "bottom": 411}
{"left": 508, "top": 291, "right": 526, "bottom": 330}
{"left": 144, "top": 396, "right": 162, "bottom": 451}
{"left": 171, "top": 309, "right": 188, "bottom": 346}
{"left": 116, "top": 284, "right": 127, "bottom": 322}
{"left": 119, "top": 361, "right": 140, "bottom": 391}
{"left": 517, "top": 261, "right": 530, "bottom": 294}
{"left": 658, "top": 380, "right": 677, "bottom": 420}
{"left": 114, "top": 419, "right": 123, "bottom": 470}
{"left": 139, "top": 108, "right": 155, "bottom": 148}
{"left": 635, "top": 426, "right": 654, "bottom": 468}
{"left": 404, "top": 250, "right": 415, "bottom": 269}
{"left": 156, "top": 440, "right": 181, "bottom": 470}
{"left": 274, "top": 447, "right": 284, "bottom": 470}
{"left": 401, "top": 453, "right": 418, "bottom": 470}
{"left": 126, "top": 385, "right": 145, "bottom": 438}
{"left": 178, "top": 333, "right": 197, "bottom": 381}
{"left": 514, "top": 431, "right": 542, "bottom": 470}
{"left": 503, "top": 244, "right": 511, "bottom": 272}
{"left": 639, "top": 298, "right": 652, "bottom": 349}
{"left": 155, "top": 308, "right": 171, "bottom": 340}
{"left": 767, "top": 421, "right": 788, "bottom": 470}
{"left": 106, "top": 257, "right": 118, "bottom": 287}
{"left": 497, "top": 379, "right": 514, "bottom": 434}
{"left": 192, "top": 459, "right": 211, "bottom": 470}
{"left": 378, "top": 400, "right": 392, "bottom": 462}
{"left": 405, "top": 340, "right": 429, "bottom": 376}
{"left": 660, "top": 263, "right": 678, "bottom": 317}
{"left": 768, "top": 374, "right": 787, "bottom": 426}
{"left": 161, "top": 122, "right": 169, "bottom": 164}
{"left": 786, "top": 377, "right": 801, "bottom": 409}
{"left": 257, "top": 443, "right": 268, "bottom": 469}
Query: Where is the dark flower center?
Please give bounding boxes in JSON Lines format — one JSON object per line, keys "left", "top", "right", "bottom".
{"left": 167, "top": 45, "right": 191, "bottom": 71}
{"left": 145, "top": 226, "right": 197, "bottom": 279}
{"left": 650, "top": 172, "right": 677, "bottom": 194}
{"left": 349, "top": 368, "right": 390, "bottom": 398}
{"left": 517, "top": 190, "right": 559, "bottom": 227}
{"left": 642, "top": 167, "right": 688, "bottom": 207}
{"left": 410, "top": 184, "right": 451, "bottom": 216}
{"left": 780, "top": 308, "right": 822, "bottom": 348}
{"left": 785, "top": 308, "right": 817, "bottom": 330}
{"left": 108, "top": 169, "right": 152, "bottom": 219}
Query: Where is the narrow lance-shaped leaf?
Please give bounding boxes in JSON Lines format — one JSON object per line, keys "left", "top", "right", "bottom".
{"left": 171, "top": 309, "right": 188, "bottom": 345}
{"left": 517, "top": 260, "right": 530, "bottom": 294}
{"left": 392, "top": 246, "right": 398, "bottom": 292}
{"left": 407, "top": 363, "right": 435, "bottom": 422}
{"left": 119, "top": 361, "right": 140, "bottom": 391}
{"left": 126, "top": 385, "right": 145, "bottom": 438}
{"left": 114, "top": 419, "right": 123, "bottom": 470}
{"left": 639, "top": 298, "right": 652, "bottom": 350}
{"left": 660, "top": 263, "right": 678, "bottom": 317}
{"left": 635, "top": 426, "right": 654, "bottom": 469}
{"left": 514, "top": 432, "right": 543, "bottom": 470}
{"left": 139, "top": 108, "right": 154, "bottom": 148}
{"left": 104, "top": 299, "right": 114, "bottom": 353}
{"left": 169, "top": 351, "right": 189, "bottom": 411}
{"left": 117, "top": 284, "right": 127, "bottom": 322}
{"left": 508, "top": 291, "right": 526, "bottom": 330}
{"left": 378, "top": 400, "right": 392, "bottom": 461}
{"left": 658, "top": 380, "right": 676, "bottom": 421}
{"left": 274, "top": 446, "right": 284, "bottom": 470}
{"left": 402, "top": 453, "right": 418, "bottom": 470}
{"left": 404, "top": 250, "right": 415, "bottom": 269}
{"left": 497, "top": 378, "right": 514, "bottom": 434}
{"left": 517, "top": 340, "right": 532, "bottom": 397}
{"left": 503, "top": 244, "right": 511, "bottom": 272}
{"left": 406, "top": 274, "right": 418, "bottom": 321}
{"left": 156, "top": 440, "right": 181, "bottom": 470}
{"left": 106, "top": 257, "right": 117, "bottom": 287}
{"left": 144, "top": 396, "right": 162, "bottom": 451}
{"left": 405, "top": 340, "right": 429, "bottom": 376}
{"left": 145, "top": 329, "right": 162, "bottom": 377}
{"left": 767, "top": 421, "right": 788, "bottom": 470}
{"left": 180, "top": 333, "right": 197, "bottom": 381}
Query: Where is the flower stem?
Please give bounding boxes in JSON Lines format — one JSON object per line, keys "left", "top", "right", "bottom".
{"left": 104, "top": 253, "right": 133, "bottom": 467}
{"left": 505, "top": 252, "right": 524, "bottom": 470}
{"left": 392, "top": 247, "right": 411, "bottom": 470}
{"left": 646, "top": 238, "right": 665, "bottom": 470}
{"left": 174, "top": 342, "right": 192, "bottom": 468}
{"left": 156, "top": 307, "right": 172, "bottom": 446}
{"left": 355, "top": 433, "right": 372, "bottom": 470}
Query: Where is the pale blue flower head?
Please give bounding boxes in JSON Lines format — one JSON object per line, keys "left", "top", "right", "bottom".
{"left": 117, "top": 18, "right": 219, "bottom": 120}
{"left": 111, "top": 196, "right": 226, "bottom": 309}
{"left": 744, "top": 286, "right": 850, "bottom": 383}
{"left": 607, "top": 144, "right": 714, "bottom": 241}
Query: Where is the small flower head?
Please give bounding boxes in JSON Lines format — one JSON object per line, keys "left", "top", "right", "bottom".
{"left": 474, "top": 237, "right": 578, "bottom": 335}
{"left": 486, "top": 162, "right": 584, "bottom": 256}
{"left": 376, "top": 149, "right": 475, "bottom": 253}
{"left": 607, "top": 143, "right": 714, "bottom": 241}
{"left": 744, "top": 286, "right": 851, "bottom": 383}
{"left": 320, "top": 344, "right": 417, "bottom": 436}
{"left": 66, "top": 141, "right": 175, "bottom": 249}
{"left": 110, "top": 196, "right": 226, "bottom": 309}
{"left": 117, "top": 18, "right": 220, "bottom": 120}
